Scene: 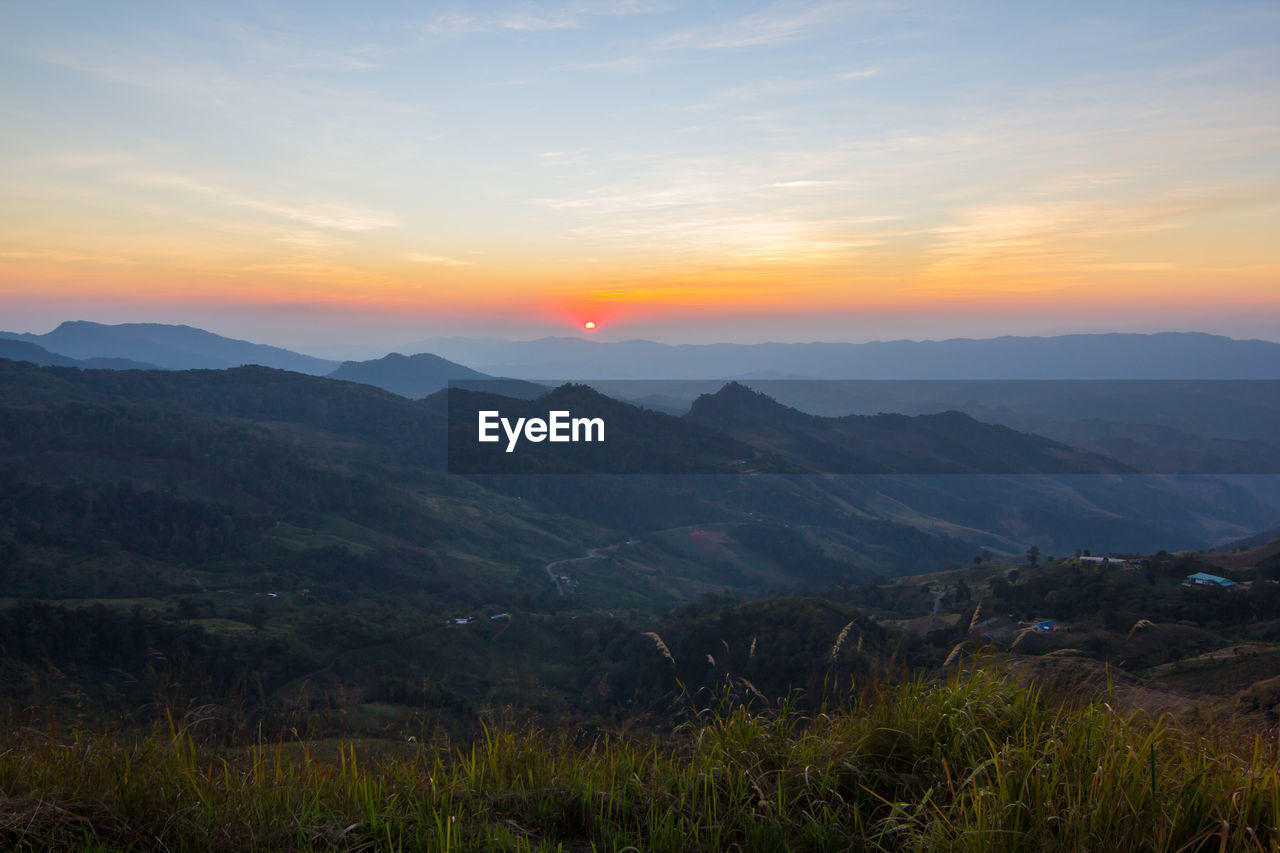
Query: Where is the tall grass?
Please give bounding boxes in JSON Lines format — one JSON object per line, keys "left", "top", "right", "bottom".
{"left": 2, "top": 664, "right": 1278, "bottom": 851}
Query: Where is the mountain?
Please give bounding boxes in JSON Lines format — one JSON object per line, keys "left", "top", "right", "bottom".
{"left": 738, "top": 379, "right": 1280, "bottom": 479}
{"left": 408, "top": 332, "right": 1280, "bottom": 380}
{"left": 327, "top": 352, "right": 488, "bottom": 398}
{"left": 2, "top": 358, "right": 1276, "bottom": 555}
{"left": 326, "top": 352, "right": 544, "bottom": 400}
{"left": 685, "top": 382, "right": 1134, "bottom": 475}
{"left": 439, "top": 378, "right": 1279, "bottom": 551}
{"left": 10, "top": 324, "right": 1276, "bottom": 381}
{"left": 0, "top": 359, "right": 449, "bottom": 469}
{"left": 0, "top": 321, "right": 337, "bottom": 374}
{"left": 3, "top": 358, "right": 1280, "bottom": 730}
{"left": 0, "top": 338, "right": 159, "bottom": 370}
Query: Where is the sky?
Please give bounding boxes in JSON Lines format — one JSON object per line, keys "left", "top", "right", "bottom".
{"left": 1, "top": 0, "right": 1277, "bottom": 352}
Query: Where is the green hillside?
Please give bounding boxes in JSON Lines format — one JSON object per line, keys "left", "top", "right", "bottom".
{"left": 2, "top": 357, "right": 1279, "bottom": 736}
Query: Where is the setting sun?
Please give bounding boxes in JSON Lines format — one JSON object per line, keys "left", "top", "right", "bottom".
{"left": 584, "top": 321, "right": 596, "bottom": 330}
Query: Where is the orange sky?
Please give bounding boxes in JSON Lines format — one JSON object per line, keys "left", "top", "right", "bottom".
{"left": 2, "top": 2, "right": 1277, "bottom": 348}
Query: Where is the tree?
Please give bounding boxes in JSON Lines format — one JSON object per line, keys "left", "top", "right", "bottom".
{"left": 1026, "top": 546, "right": 1040, "bottom": 566}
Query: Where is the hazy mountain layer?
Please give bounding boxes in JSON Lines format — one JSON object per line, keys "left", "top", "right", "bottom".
{"left": 0, "top": 337, "right": 159, "bottom": 370}
{"left": 411, "top": 331, "right": 1280, "bottom": 380}
{"left": 327, "top": 351, "right": 490, "bottom": 398}
{"left": 0, "top": 321, "right": 338, "bottom": 374}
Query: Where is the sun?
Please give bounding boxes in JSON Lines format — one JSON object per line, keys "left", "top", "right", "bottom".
{"left": 584, "top": 321, "right": 596, "bottom": 330}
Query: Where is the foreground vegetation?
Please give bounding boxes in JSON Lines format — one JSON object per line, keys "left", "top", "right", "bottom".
{"left": 3, "top": 666, "right": 1278, "bottom": 851}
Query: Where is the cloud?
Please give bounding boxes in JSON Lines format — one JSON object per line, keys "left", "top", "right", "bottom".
{"left": 0, "top": 250, "right": 132, "bottom": 265}
{"left": 423, "top": 2, "right": 665, "bottom": 36}
{"left": 36, "top": 39, "right": 418, "bottom": 146}
{"left": 654, "top": 1, "right": 860, "bottom": 51}
{"left": 263, "top": 229, "right": 350, "bottom": 249}
{"left": 1078, "top": 262, "right": 1176, "bottom": 272}
{"left": 539, "top": 183, "right": 714, "bottom": 213}
{"left": 31, "top": 151, "right": 136, "bottom": 171}
{"left": 536, "top": 149, "right": 592, "bottom": 166}
{"left": 837, "top": 66, "right": 882, "bottom": 79}
{"left": 126, "top": 173, "right": 400, "bottom": 232}
{"left": 768, "top": 180, "right": 847, "bottom": 188}
{"left": 569, "top": 212, "right": 877, "bottom": 262}
{"left": 405, "top": 253, "right": 478, "bottom": 266}
{"left": 236, "top": 260, "right": 399, "bottom": 286}
{"left": 556, "top": 3, "right": 890, "bottom": 80}
{"left": 425, "top": 11, "right": 579, "bottom": 34}
{"left": 560, "top": 55, "right": 655, "bottom": 73}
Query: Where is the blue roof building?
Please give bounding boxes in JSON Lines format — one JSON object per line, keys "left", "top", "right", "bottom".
{"left": 1186, "top": 572, "right": 1236, "bottom": 588}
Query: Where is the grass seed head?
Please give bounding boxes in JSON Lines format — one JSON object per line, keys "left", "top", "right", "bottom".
{"left": 642, "top": 631, "right": 675, "bottom": 665}
{"left": 1126, "top": 619, "right": 1155, "bottom": 640}
{"left": 830, "top": 620, "right": 855, "bottom": 661}
{"left": 967, "top": 601, "right": 983, "bottom": 632}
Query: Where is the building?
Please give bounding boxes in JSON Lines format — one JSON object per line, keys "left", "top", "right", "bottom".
{"left": 1185, "top": 572, "right": 1236, "bottom": 588}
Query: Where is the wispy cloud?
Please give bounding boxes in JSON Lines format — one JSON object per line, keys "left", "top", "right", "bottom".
{"left": 0, "top": 249, "right": 133, "bottom": 266}
{"left": 654, "top": 1, "right": 861, "bottom": 51}
{"left": 236, "top": 260, "right": 399, "bottom": 287}
{"left": 768, "top": 180, "right": 847, "bottom": 188}
{"left": 202, "top": 18, "right": 389, "bottom": 73}
{"left": 262, "top": 229, "right": 351, "bottom": 250}
{"left": 36, "top": 39, "right": 419, "bottom": 146}
{"left": 676, "top": 76, "right": 823, "bottom": 112}
{"left": 570, "top": 213, "right": 876, "bottom": 263}
{"left": 423, "top": 1, "right": 665, "bottom": 36}
{"left": 405, "top": 253, "right": 478, "bottom": 266}
{"left": 536, "top": 149, "right": 592, "bottom": 166}
{"left": 425, "top": 11, "right": 579, "bottom": 35}
{"left": 560, "top": 1, "right": 874, "bottom": 76}
{"left": 127, "top": 173, "right": 400, "bottom": 232}
{"left": 539, "top": 183, "right": 713, "bottom": 213}
{"left": 559, "top": 54, "right": 655, "bottom": 74}
{"left": 1078, "top": 262, "right": 1176, "bottom": 272}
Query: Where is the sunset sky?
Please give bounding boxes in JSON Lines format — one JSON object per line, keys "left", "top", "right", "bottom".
{"left": 2, "top": 1, "right": 1277, "bottom": 351}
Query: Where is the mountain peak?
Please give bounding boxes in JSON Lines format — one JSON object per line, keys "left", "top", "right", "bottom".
{"left": 326, "top": 351, "right": 489, "bottom": 398}
{"left": 684, "top": 383, "right": 812, "bottom": 433}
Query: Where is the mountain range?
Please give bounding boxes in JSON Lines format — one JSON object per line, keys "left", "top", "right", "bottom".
{"left": 0, "top": 321, "right": 337, "bottom": 374}
{"left": 408, "top": 331, "right": 1280, "bottom": 380}
{"left": 4, "top": 354, "right": 1275, "bottom": 553}
{"left": 3, "top": 342, "right": 1280, "bottom": 727}
{"left": 0, "top": 337, "right": 159, "bottom": 370}
{"left": 6, "top": 323, "right": 1280, "bottom": 390}
{"left": 4, "top": 321, "right": 1278, "bottom": 478}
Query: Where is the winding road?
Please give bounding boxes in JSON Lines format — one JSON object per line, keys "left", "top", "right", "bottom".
{"left": 544, "top": 546, "right": 618, "bottom": 596}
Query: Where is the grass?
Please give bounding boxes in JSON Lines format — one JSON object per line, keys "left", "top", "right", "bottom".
{"left": 2, "top": 664, "right": 1279, "bottom": 851}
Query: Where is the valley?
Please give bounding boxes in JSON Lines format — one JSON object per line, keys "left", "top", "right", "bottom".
{"left": 1, "top": 336, "right": 1278, "bottom": 742}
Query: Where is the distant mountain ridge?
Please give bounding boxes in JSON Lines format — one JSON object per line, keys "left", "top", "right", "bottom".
{"left": 0, "top": 322, "right": 543, "bottom": 399}
{"left": 5, "top": 323, "right": 1278, "bottom": 381}
{"left": 3, "top": 357, "right": 1278, "bottom": 553}
{"left": 685, "top": 382, "right": 1135, "bottom": 475}
{"left": 410, "top": 331, "right": 1280, "bottom": 379}
{"left": 325, "top": 352, "right": 547, "bottom": 400}
{"left": 0, "top": 321, "right": 338, "bottom": 374}
{"left": 327, "top": 352, "right": 490, "bottom": 398}
{"left": 0, "top": 338, "right": 159, "bottom": 370}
